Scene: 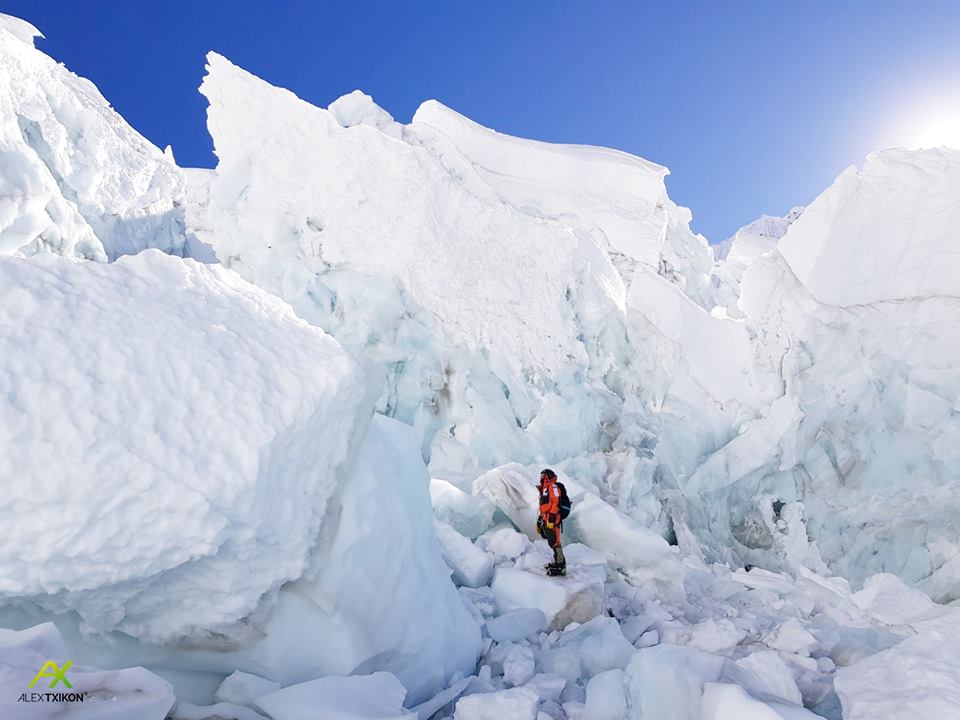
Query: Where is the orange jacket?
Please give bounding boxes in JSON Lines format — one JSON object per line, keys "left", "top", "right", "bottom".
{"left": 538, "top": 479, "right": 561, "bottom": 519}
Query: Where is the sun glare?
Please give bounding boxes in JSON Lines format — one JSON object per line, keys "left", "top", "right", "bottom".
{"left": 903, "top": 101, "right": 960, "bottom": 149}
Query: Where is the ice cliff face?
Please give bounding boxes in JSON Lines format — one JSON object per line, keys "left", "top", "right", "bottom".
{"left": 191, "top": 53, "right": 734, "bottom": 498}
{"left": 777, "top": 149, "right": 960, "bottom": 305}
{"left": 703, "top": 148, "right": 960, "bottom": 599}
{"left": 191, "top": 54, "right": 651, "bottom": 485}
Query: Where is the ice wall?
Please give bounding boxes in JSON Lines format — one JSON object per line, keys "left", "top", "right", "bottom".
{"left": 696, "top": 148, "right": 960, "bottom": 599}
{"left": 0, "top": 21, "right": 186, "bottom": 260}
{"left": 193, "top": 52, "right": 644, "bottom": 481}
{"left": 223, "top": 415, "right": 482, "bottom": 703}
{"left": 191, "top": 51, "right": 744, "bottom": 497}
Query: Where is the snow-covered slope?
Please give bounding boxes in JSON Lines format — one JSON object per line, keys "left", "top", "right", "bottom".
{"left": 0, "top": 22, "right": 186, "bottom": 259}
{"left": 715, "top": 208, "right": 804, "bottom": 264}
{"left": 409, "top": 101, "right": 717, "bottom": 308}
{"left": 409, "top": 101, "right": 714, "bottom": 304}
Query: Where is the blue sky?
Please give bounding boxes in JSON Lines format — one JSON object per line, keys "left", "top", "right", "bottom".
{"left": 8, "top": 0, "right": 960, "bottom": 241}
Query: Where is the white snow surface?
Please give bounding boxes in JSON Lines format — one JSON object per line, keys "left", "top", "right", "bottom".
{"left": 0, "top": 13, "right": 42, "bottom": 44}
{"left": 834, "top": 608, "right": 960, "bottom": 719}
{"left": 328, "top": 89, "right": 404, "bottom": 139}
{"left": 410, "top": 99, "right": 715, "bottom": 302}
{"left": 454, "top": 687, "right": 539, "bottom": 720}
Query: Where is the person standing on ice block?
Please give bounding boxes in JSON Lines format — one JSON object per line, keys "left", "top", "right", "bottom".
{"left": 537, "top": 469, "right": 570, "bottom": 576}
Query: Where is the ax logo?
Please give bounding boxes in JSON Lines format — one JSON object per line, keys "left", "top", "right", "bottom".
{"left": 28, "top": 660, "right": 73, "bottom": 689}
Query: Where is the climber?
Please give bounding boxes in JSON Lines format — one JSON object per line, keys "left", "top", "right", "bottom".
{"left": 537, "top": 468, "right": 571, "bottom": 576}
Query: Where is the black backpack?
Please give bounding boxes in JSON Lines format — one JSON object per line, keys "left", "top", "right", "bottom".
{"left": 557, "top": 481, "right": 572, "bottom": 520}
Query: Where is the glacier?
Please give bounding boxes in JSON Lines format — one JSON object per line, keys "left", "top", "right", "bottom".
{"left": 1, "top": 10, "right": 960, "bottom": 720}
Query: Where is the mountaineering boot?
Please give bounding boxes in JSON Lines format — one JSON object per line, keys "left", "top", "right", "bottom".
{"left": 545, "top": 545, "right": 566, "bottom": 576}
